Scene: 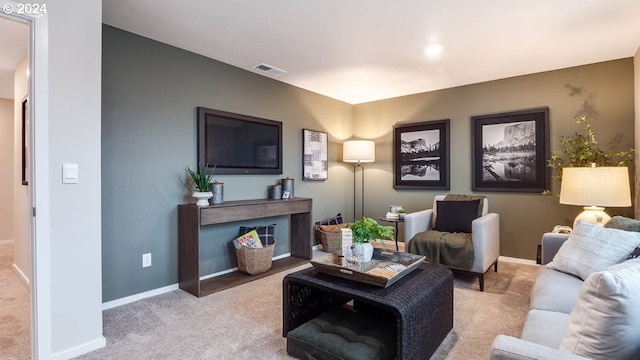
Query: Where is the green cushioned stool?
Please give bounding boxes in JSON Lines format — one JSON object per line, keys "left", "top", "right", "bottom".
{"left": 286, "top": 306, "right": 396, "bottom": 360}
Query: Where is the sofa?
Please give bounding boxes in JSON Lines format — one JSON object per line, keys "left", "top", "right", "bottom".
{"left": 490, "top": 219, "right": 640, "bottom": 360}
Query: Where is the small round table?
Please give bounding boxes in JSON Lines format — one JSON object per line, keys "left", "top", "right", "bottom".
{"left": 378, "top": 217, "right": 404, "bottom": 251}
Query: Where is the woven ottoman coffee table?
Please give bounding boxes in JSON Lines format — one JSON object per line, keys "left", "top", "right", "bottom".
{"left": 283, "top": 262, "right": 453, "bottom": 360}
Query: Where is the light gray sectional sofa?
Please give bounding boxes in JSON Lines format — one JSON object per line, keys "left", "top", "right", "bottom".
{"left": 490, "top": 220, "right": 640, "bottom": 360}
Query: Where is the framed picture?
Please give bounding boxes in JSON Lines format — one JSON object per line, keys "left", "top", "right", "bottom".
{"left": 471, "top": 107, "right": 550, "bottom": 192}
{"left": 21, "top": 98, "right": 28, "bottom": 186}
{"left": 393, "top": 119, "right": 450, "bottom": 190}
{"left": 302, "top": 129, "right": 328, "bottom": 181}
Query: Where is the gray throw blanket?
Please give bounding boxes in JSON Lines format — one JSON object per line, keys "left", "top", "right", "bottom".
{"left": 408, "top": 194, "right": 484, "bottom": 270}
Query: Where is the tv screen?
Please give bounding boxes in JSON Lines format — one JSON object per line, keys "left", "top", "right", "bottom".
{"left": 197, "top": 107, "right": 283, "bottom": 175}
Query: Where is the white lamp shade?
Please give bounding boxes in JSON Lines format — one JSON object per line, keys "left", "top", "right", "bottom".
{"left": 559, "top": 167, "right": 631, "bottom": 207}
{"left": 343, "top": 140, "right": 375, "bottom": 163}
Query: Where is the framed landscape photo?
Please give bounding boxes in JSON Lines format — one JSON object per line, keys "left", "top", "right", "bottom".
{"left": 393, "top": 119, "right": 450, "bottom": 190}
{"left": 302, "top": 129, "right": 328, "bottom": 181}
{"left": 471, "top": 107, "right": 550, "bottom": 192}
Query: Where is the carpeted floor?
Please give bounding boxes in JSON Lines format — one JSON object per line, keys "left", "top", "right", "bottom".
{"left": 77, "top": 252, "right": 537, "bottom": 360}
{"left": 0, "top": 242, "right": 31, "bottom": 360}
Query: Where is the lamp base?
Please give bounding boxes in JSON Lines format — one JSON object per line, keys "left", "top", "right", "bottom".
{"left": 573, "top": 206, "right": 610, "bottom": 227}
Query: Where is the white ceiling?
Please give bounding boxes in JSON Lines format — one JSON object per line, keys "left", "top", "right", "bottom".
{"left": 102, "top": 0, "right": 640, "bottom": 104}
{"left": 0, "top": 17, "right": 28, "bottom": 99}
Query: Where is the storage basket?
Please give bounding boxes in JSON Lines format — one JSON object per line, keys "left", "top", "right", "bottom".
{"left": 315, "top": 224, "right": 348, "bottom": 253}
{"left": 235, "top": 241, "right": 276, "bottom": 275}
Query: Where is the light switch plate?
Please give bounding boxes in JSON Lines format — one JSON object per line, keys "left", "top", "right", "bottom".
{"left": 62, "top": 163, "right": 78, "bottom": 184}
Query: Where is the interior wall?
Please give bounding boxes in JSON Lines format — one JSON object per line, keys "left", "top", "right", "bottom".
{"left": 101, "top": 25, "right": 354, "bottom": 302}
{"left": 354, "top": 59, "right": 635, "bottom": 260}
{"left": 12, "top": 56, "right": 28, "bottom": 280}
{"left": 0, "top": 97, "right": 13, "bottom": 241}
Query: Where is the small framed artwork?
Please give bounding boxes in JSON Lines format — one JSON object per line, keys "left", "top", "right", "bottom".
{"left": 471, "top": 107, "right": 550, "bottom": 192}
{"left": 21, "top": 98, "right": 28, "bottom": 186}
{"left": 393, "top": 119, "right": 450, "bottom": 190}
{"left": 302, "top": 129, "right": 328, "bottom": 181}
{"left": 282, "top": 190, "right": 291, "bottom": 199}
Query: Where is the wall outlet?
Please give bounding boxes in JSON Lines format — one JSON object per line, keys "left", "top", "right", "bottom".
{"left": 142, "top": 253, "right": 152, "bottom": 268}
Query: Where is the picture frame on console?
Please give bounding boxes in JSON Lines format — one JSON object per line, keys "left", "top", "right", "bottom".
{"left": 302, "top": 129, "right": 328, "bottom": 181}
{"left": 393, "top": 119, "right": 450, "bottom": 190}
{"left": 471, "top": 107, "right": 550, "bottom": 193}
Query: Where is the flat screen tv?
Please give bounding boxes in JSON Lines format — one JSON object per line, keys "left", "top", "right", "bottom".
{"left": 197, "top": 107, "right": 283, "bottom": 175}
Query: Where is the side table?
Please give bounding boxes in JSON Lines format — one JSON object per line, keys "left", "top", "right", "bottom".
{"left": 283, "top": 263, "right": 453, "bottom": 360}
{"left": 378, "top": 217, "right": 404, "bottom": 251}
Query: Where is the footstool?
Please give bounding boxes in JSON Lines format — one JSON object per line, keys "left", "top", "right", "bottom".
{"left": 287, "top": 306, "right": 396, "bottom": 360}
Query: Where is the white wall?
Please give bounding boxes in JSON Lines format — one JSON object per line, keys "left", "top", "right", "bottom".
{"left": 12, "top": 57, "right": 29, "bottom": 280}
{"left": 0, "top": 97, "right": 13, "bottom": 241}
{"left": 44, "top": 1, "right": 105, "bottom": 358}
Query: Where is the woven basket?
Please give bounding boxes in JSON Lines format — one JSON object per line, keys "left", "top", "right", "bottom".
{"left": 235, "top": 241, "right": 275, "bottom": 275}
{"left": 315, "top": 224, "right": 348, "bottom": 253}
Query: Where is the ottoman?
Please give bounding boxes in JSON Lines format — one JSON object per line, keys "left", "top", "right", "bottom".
{"left": 287, "top": 306, "right": 396, "bottom": 360}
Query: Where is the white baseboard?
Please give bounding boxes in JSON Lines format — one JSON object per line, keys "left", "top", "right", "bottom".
{"left": 499, "top": 255, "right": 538, "bottom": 266}
{"left": 50, "top": 336, "right": 106, "bottom": 360}
{"left": 102, "top": 283, "right": 179, "bottom": 310}
{"left": 12, "top": 263, "right": 30, "bottom": 285}
{"left": 0, "top": 239, "right": 14, "bottom": 245}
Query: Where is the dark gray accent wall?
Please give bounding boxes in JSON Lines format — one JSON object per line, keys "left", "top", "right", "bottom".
{"left": 353, "top": 59, "right": 635, "bottom": 260}
{"left": 102, "top": 25, "right": 353, "bottom": 302}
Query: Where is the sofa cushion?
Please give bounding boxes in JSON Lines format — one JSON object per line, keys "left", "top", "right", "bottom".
{"left": 521, "top": 309, "right": 570, "bottom": 349}
{"left": 559, "top": 258, "right": 640, "bottom": 359}
{"left": 529, "top": 266, "right": 583, "bottom": 314}
{"left": 547, "top": 220, "right": 640, "bottom": 280}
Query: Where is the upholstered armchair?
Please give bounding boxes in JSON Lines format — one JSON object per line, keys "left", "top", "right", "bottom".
{"left": 404, "top": 194, "right": 500, "bottom": 291}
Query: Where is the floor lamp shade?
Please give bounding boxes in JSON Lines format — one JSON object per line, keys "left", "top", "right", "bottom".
{"left": 559, "top": 166, "right": 631, "bottom": 226}
{"left": 343, "top": 140, "right": 375, "bottom": 163}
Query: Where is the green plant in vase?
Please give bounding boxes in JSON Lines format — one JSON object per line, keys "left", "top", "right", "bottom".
{"left": 186, "top": 164, "right": 216, "bottom": 205}
{"left": 349, "top": 217, "right": 395, "bottom": 262}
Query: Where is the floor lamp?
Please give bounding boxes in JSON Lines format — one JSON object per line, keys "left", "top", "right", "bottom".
{"left": 343, "top": 140, "right": 375, "bottom": 221}
{"left": 559, "top": 166, "right": 631, "bottom": 227}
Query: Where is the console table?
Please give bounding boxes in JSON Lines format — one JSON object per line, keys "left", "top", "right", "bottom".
{"left": 283, "top": 263, "right": 453, "bottom": 360}
{"left": 178, "top": 197, "right": 312, "bottom": 297}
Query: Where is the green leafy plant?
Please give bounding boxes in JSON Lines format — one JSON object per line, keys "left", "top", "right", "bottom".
{"left": 544, "top": 116, "right": 634, "bottom": 195}
{"left": 186, "top": 164, "right": 215, "bottom": 192}
{"left": 349, "top": 217, "right": 395, "bottom": 244}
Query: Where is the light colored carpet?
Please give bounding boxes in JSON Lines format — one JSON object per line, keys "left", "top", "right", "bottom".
{"left": 77, "top": 252, "right": 537, "bottom": 360}
{"left": 0, "top": 242, "right": 31, "bottom": 360}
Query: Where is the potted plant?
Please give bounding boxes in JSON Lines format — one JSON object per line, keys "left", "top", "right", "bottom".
{"left": 349, "top": 217, "right": 395, "bottom": 262}
{"left": 398, "top": 208, "right": 407, "bottom": 219}
{"left": 186, "top": 164, "right": 215, "bottom": 206}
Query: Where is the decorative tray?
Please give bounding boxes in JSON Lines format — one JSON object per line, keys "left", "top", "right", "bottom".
{"left": 310, "top": 248, "right": 425, "bottom": 288}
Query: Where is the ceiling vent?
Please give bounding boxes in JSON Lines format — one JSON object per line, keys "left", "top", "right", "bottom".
{"left": 253, "top": 63, "right": 286, "bottom": 76}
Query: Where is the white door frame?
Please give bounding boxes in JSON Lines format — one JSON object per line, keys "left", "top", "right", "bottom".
{"left": 0, "top": 2, "right": 50, "bottom": 359}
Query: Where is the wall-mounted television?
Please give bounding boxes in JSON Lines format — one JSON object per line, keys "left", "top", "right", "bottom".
{"left": 197, "top": 107, "right": 283, "bottom": 175}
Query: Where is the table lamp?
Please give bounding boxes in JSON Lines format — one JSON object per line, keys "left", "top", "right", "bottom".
{"left": 559, "top": 166, "right": 631, "bottom": 227}
{"left": 343, "top": 140, "right": 375, "bottom": 221}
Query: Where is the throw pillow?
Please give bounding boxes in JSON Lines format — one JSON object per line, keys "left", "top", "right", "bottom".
{"left": 604, "top": 216, "right": 640, "bottom": 232}
{"left": 433, "top": 200, "right": 481, "bottom": 233}
{"left": 547, "top": 220, "right": 640, "bottom": 280}
{"left": 238, "top": 224, "right": 276, "bottom": 246}
{"left": 315, "top": 213, "right": 344, "bottom": 226}
{"left": 559, "top": 258, "right": 640, "bottom": 359}
{"left": 629, "top": 245, "right": 640, "bottom": 259}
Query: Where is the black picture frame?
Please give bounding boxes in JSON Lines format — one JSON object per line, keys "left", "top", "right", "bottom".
{"left": 393, "top": 119, "right": 450, "bottom": 190}
{"left": 302, "top": 129, "right": 328, "bottom": 181}
{"left": 21, "top": 98, "right": 28, "bottom": 186}
{"left": 471, "top": 107, "right": 550, "bottom": 193}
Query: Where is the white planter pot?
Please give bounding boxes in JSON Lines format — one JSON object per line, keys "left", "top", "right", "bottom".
{"left": 352, "top": 242, "right": 374, "bottom": 262}
{"left": 192, "top": 191, "right": 213, "bottom": 206}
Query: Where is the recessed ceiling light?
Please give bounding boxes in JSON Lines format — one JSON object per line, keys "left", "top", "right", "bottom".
{"left": 424, "top": 43, "right": 444, "bottom": 58}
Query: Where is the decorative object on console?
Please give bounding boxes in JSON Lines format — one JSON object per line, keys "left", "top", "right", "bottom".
{"left": 186, "top": 164, "right": 215, "bottom": 206}
{"left": 302, "top": 129, "right": 328, "bottom": 181}
{"left": 281, "top": 177, "right": 294, "bottom": 198}
{"left": 349, "top": 217, "right": 394, "bottom": 262}
{"left": 393, "top": 119, "right": 450, "bottom": 190}
{"left": 559, "top": 165, "right": 631, "bottom": 226}
{"left": 211, "top": 181, "right": 223, "bottom": 204}
{"left": 343, "top": 140, "right": 375, "bottom": 220}
{"left": 471, "top": 107, "right": 550, "bottom": 193}
{"left": 268, "top": 184, "right": 282, "bottom": 199}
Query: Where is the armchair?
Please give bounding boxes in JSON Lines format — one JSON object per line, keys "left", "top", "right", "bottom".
{"left": 404, "top": 194, "right": 500, "bottom": 291}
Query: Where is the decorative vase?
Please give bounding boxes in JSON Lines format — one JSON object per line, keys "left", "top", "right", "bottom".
{"left": 211, "top": 182, "right": 224, "bottom": 204}
{"left": 192, "top": 191, "right": 213, "bottom": 206}
{"left": 352, "top": 242, "right": 374, "bottom": 262}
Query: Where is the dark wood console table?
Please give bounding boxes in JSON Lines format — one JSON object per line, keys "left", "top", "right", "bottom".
{"left": 178, "top": 197, "right": 312, "bottom": 297}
